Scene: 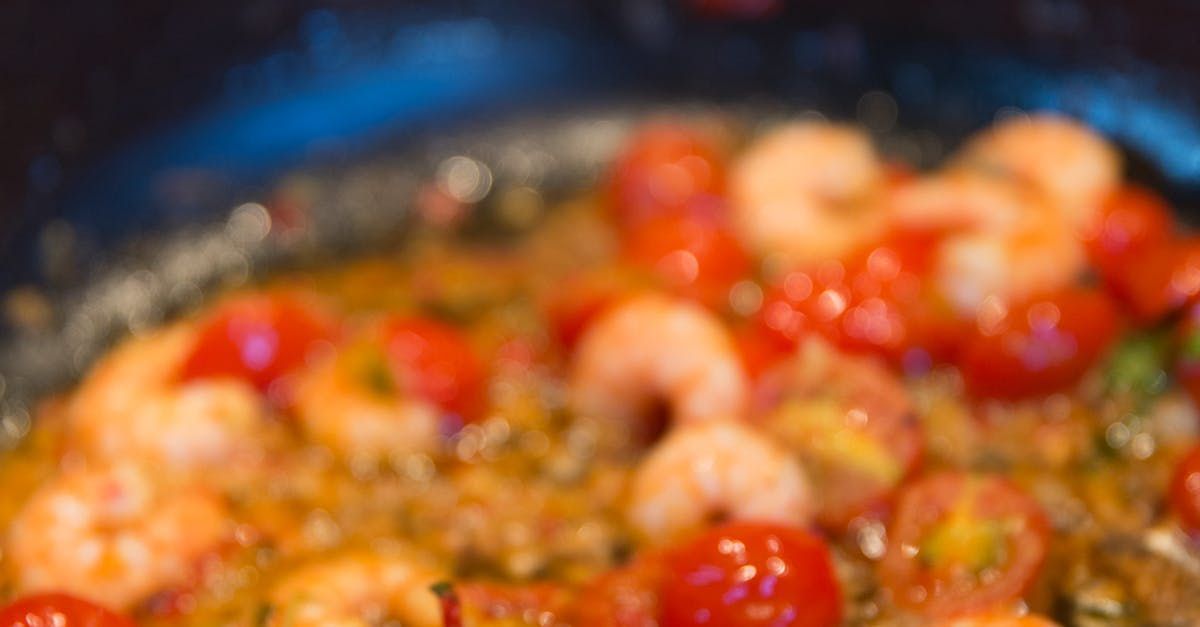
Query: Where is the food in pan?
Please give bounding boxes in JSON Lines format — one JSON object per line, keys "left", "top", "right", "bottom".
{"left": 3, "top": 112, "right": 1200, "bottom": 626}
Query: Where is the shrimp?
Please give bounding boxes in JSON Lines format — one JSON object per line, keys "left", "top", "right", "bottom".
{"left": 4, "top": 462, "right": 228, "bottom": 611}
{"left": 955, "top": 113, "right": 1120, "bottom": 229}
{"left": 569, "top": 294, "right": 748, "bottom": 439}
{"left": 889, "top": 171, "right": 1085, "bottom": 313}
{"left": 626, "top": 420, "right": 814, "bottom": 542}
{"left": 731, "top": 121, "right": 888, "bottom": 266}
{"left": 292, "top": 335, "right": 441, "bottom": 461}
{"left": 67, "top": 325, "right": 269, "bottom": 471}
{"left": 265, "top": 552, "right": 443, "bottom": 627}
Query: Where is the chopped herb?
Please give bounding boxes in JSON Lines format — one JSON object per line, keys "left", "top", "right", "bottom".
{"left": 1105, "top": 330, "right": 1170, "bottom": 398}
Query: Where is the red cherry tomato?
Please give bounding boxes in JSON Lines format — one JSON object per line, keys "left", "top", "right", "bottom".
{"left": 661, "top": 522, "right": 842, "bottom": 627}
{"left": 180, "top": 293, "right": 338, "bottom": 404}
{"left": 1176, "top": 305, "right": 1200, "bottom": 410}
{"left": 608, "top": 122, "right": 725, "bottom": 228}
{"left": 1169, "top": 444, "right": 1200, "bottom": 534}
{"left": 622, "top": 207, "right": 751, "bottom": 310}
{"left": 753, "top": 345, "right": 924, "bottom": 530}
{"left": 1083, "top": 185, "right": 1174, "bottom": 280}
{"left": 380, "top": 316, "right": 485, "bottom": 422}
{"left": 733, "top": 322, "right": 795, "bottom": 383}
{"left": 756, "top": 233, "right": 963, "bottom": 369}
{"left": 879, "top": 473, "right": 1050, "bottom": 618}
{"left": 1105, "top": 236, "right": 1200, "bottom": 324}
{"left": 571, "top": 554, "right": 665, "bottom": 627}
{"left": 0, "top": 593, "right": 134, "bottom": 627}
{"left": 957, "top": 288, "right": 1120, "bottom": 399}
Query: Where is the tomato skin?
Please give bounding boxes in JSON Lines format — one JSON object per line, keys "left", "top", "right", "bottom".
{"left": 380, "top": 317, "right": 484, "bottom": 422}
{"left": 957, "top": 288, "right": 1121, "bottom": 399}
{"left": 1169, "top": 444, "right": 1200, "bottom": 534}
{"left": 661, "top": 522, "right": 842, "bottom": 627}
{"left": 0, "top": 593, "right": 135, "bottom": 627}
{"left": 571, "top": 555, "right": 666, "bottom": 627}
{"left": 879, "top": 473, "right": 1051, "bottom": 619}
{"left": 756, "top": 233, "right": 963, "bottom": 369}
{"left": 608, "top": 123, "right": 725, "bottom": 228}
{"left": 180, "top": 293, "right": 338, "bottom": 403}
{"left": 1084, "top": 185, "right": 1173, "bottom": 278}
{"left": 622, "top": 208, "right": 751, "bottom": 310}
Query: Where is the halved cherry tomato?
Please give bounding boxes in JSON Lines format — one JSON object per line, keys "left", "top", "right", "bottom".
{"left": 0, "top": 593, "right": 134, "bottom": 627}
{"left": 380, "top": 316, "right": 485, "bottom": 422}
{"left": 756, "top": 232, "right": 963, "bottom": 369}
{"left": 180, "top": 292, "right": 338, "bottom": 405}
{"left": 608, "top": 122, "right": 725, "bottom": 228}
{"left": 661, "top": 522, "right": 842, "bottom": 627}
{"left": 570, "top": 554, "right": 665, "bottom": 627}
{"left": 753, "top": 345, "right": 924, "bottom": 530}
{"left": 1168, "top": 444, "right": 1200, "bottom": 534}
{"left": 1175, "top": 304, "right": 1200, "bottom": 409}
{"left": 622, "top": 207, "right": 751, "bottom": 310}
{"left": 1103, "top": 235, "right": 1200, "bottom": 324}
{"left": 957, "top": 288, "right": 1120, "bottom": 399}
{"left": 879, "top": 473, "right": 1050, "bottom": 618}
{"left": 1083, "top": 185, "right": 1174, "bottom": 281}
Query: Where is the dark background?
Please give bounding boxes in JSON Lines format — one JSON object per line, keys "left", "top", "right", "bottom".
{"left": 4, "top": 0, "right": 1200, "bottom": 293}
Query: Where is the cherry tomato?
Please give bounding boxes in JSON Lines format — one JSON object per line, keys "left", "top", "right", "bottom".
{"left": 571, "top": 554, "right": 665, "bottom": 627}
{"left": 1104, "top": 236, "right": 1200, "bottom": 324}
{"left": 622, "top": 207, "right": 751, "bottom": 310}
{"left": 180, "top": 293, "right": 338, "bottom": 404}
{"left": 661, "top": 522, "right": 842, "bottom": 627}
{"left": 1169, "top": 444, "right": 1200, "bottom": 534}
{"left": 753, "top": 347, "right": 924, "bottom": 530}
{"left": 380, "top": 316, "right": 485, "bottom": 422}
{"left": 1176, "top": 304, "right": 1200, "bottom": 410}
{"left": 0, "top": 593, "right": 134, "bottom": 627}
{"left": 608, "top": 122, "right": 725, "bottom": 228}
{"left": 756, "top": 233, "right": 963, "bottom": 369}
{"left": 733, "top": 322, "right": 794, "bottom": 383}
{"left": 879, "top": 473, "right": 1050, "bottom": 618}
{"left": 957, "top": 288, "right": 1120, "bottom": 399}
{"left": 1083, "top": 185, "right": 1173, "bottom": 281}
{"left": 543, "top": 270, "right": 647, "bottom": 351}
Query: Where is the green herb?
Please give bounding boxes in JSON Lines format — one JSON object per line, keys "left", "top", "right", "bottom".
{"left": 1105, "top": 330, "right": 1170, "bottom": 398}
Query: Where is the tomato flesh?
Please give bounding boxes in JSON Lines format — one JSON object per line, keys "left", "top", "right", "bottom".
{"left": 661, "top": 522, "right": 842, "bottom": 627}
{"left": 571, "top": 554, "right": 665, "bottom": 627}
{"left": 608, "top": 123, "right": 725, "bottom": 228}
{"left": 180, "top": 293, "right": 337, "bottom": 403}
{"left": 380, "top": 316, "right": 485, "bottom": 422}
{"left": 756, "top": 233, "right": 963, "bottom": 369}
{"left": 879, "top": 473, "right": 1050, "bottom": 618}
{"left": 0, "top": 593, "right": 134, "bottom": 627}
{"left": 622, "top": 207, "right": 751, "bottom": 310}
{"left": 957, "top": 287, "right": 1120, "bottom": 399}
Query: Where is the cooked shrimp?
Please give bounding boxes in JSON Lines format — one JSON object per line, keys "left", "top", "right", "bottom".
{"left": 569, "top": 294, "right": 748, "bottom": 438}
{"left": 731, "top": 121, "right": 887, "bottom": 266}
{"left": 889, "top": 171, "right": 1085, "bottom": 313}
{"left": 955, "top": 113, "right": 1120, "bottom": 229}
{"left": 626, "top": 420, "right": 814, "bottom": 541}
{"left": 5, "top": 462, "right": 228, "bottom": 611}
{"left": 68, "top": 325, "right": 269, "bottom": 471}
{"left": 292, "top": 335, "right": 441, "bottom": 461}
{"left": 265, "top": 552, "right": 443, "bottom": 627}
